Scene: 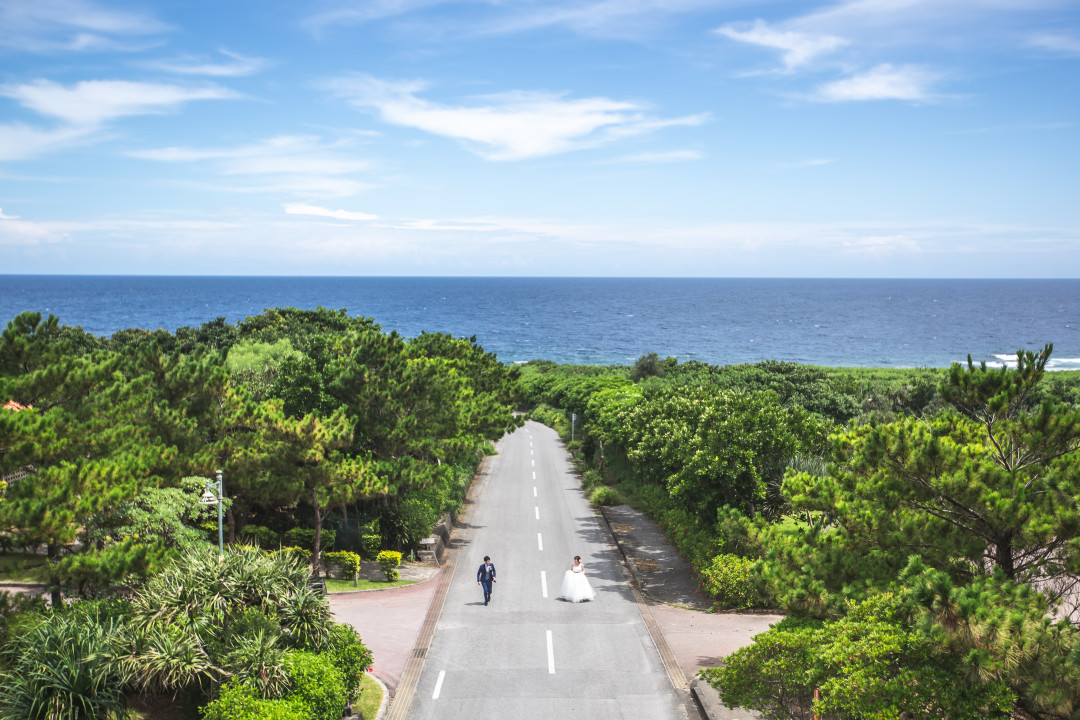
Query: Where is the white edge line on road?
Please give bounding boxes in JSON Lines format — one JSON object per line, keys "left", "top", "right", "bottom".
{"left": 541, "top": 570, "right": 548, "bottom": 598}
{"left": 535, "top": 506, "right": 539, "bottom": 520}
{"left": 547, "top": 630, "right": 555, "bottom": 674}
{"left": 537, "top": 533, "right": 544, "bottom": 551}
{"left": 432, "top": 670, "right": 445, "bottom": 699}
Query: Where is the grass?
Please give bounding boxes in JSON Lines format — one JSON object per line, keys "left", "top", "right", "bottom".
{"left": 355, "top": 672, "right": 383, "bottom": 719}
{"left": 0, "top": 552, "right": 48, "bottom": 582}
{"left": 324, "top": 576, "right": 418, "bottom": 592}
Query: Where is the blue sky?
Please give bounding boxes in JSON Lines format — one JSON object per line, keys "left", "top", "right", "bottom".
{"left": 1, "top": 0, "right": 1078, "bottom": 277}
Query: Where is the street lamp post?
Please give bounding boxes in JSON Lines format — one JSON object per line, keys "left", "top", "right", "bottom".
{"left": 199, "top": 469, "right": 224, "bottom": 554}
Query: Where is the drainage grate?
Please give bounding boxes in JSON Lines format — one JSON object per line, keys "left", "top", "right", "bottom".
{"left": 411, "top": 647, "right": 427, "bottom": 659}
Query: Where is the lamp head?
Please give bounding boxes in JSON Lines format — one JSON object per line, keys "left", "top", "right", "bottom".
{"left": 199, "top": 487, "right": 218, "bottom": 505}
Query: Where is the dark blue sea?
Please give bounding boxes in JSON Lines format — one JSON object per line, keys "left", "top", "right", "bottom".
{"left": 1, "top": 276, "right": 1077, "bottom": 369}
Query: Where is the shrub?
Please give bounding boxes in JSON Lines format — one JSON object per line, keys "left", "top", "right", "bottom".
{"left": 199, "top": 520, "right": 220, "bottom": 544}
{"left": 528, "top": 404, "right": 569, "bottom": 437}
{"left": 199, "top": 680, "right": 307, "bottom": 720}
{"left": 283, "top": 528, "right": 306, "bottom": 549}
{"left": 0, "top": 602, "right": 125, "bottom": 720}
{"left": 240, "top": 525, "right": 280, "bottom": 548}
{"left": 702, "top": 554, "right": 759, "bottom": 610}
{"left": 282, "top": 651, "right": 347, "bottom": 720}
{"left": 376, "top": 551, "right": 402, "bottom": 581}
{"left": 582, "top": 470, "right": 603, "bottom": 490}
{"left": 271, "top": 546, "right": 312, "bottom": 565}
{"left": 323, "top": 551, "right": 362, "bottom": 581}
{"left": 700, "top": 597, "right": 1015, "bottom": 720}
{"left": 589, "top": 486, "right": 621, "bottom": 508}
{"left": 655, "top": 506, "right": 717, "bottom": 571}
{"left": 361, "top": 532, "right": 381, "bottom": 560}
{"left": 320, "top": 623, "right": 373, "bottom": 704}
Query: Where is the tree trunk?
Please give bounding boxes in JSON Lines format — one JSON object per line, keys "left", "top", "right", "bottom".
{"left": 312, "top": 488, "right": 323, "bottom": 578}
{"left": 226, "top": 504, "right": 237, "bottom": 546}
{"left": 995, "top": 535, "right": 1016, "bottom": 579}
{"left": 46, "top": 542, "right": 63, "bottom": 607}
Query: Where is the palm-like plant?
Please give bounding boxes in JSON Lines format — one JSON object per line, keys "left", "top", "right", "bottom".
{"left": 117, "top": 546, "right": 334, "bottom": 701}
{"left": 0, "top": 610, "right": 124, "bottom": 720}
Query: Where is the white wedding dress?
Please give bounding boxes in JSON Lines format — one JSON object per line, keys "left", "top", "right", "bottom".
{"left": 560, "top": 564, "right": 596, "bottom": 603}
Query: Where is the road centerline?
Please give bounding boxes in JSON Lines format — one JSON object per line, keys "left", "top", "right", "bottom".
{"left": 432, "top": 670, "right": 445, "bottom": 700}
{"left": 546, "top": 630, "right": 555, "bottom": 674}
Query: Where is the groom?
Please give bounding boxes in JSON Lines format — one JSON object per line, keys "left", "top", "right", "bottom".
{"left": 476, "top": 555, "right": 496, "bottom": 606}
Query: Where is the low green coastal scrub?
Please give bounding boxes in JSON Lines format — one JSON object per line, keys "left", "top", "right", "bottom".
{"left": 518, "top": 347, "right": 1080, "bottom": 719}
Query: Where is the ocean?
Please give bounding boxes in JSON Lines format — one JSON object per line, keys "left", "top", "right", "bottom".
{"left": 0, "top": 276, "right": 1077, "bottom": 369}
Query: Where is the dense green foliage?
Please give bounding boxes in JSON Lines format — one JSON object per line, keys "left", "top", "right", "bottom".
{"left": 518, "top": 350, "right": 1080, "bottom": 719}
{"left": 0, "top": 307, "right": 520, "bottom": 595}
{"left": 0, "top": 306, "right": 516, "bottom": 718}
{"left": 701, "top": 594, "right": 1015, "bottom": 720}
{"left": 377, "top": 550, "right": 403, "bottom": 580}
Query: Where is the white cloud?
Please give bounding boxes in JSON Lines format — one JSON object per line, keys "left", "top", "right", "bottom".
{"left": 0, "top": 0, "right": 168, "bottom": 52}
{"left": 284, "top": 203, "right": 377, "bottom": 221}
{"left": 304, "top": 0, "right": 450, "bottom": 33}
{"left": 149, "top": 49, "right": 269, "bottom": 77}
{"left": 715, "top": 19, "right": 847, "bottom": 70}
{"left": 1027, "top": 32, "right": 1080, "bottom": 55}
{"left": 812, "top": 64, "right": 940, "bottom": 102}
{"left": 780, "top": 158, "right": 837, "bottom": 168}
{"left": 1, "top": 79, "right": 238, "bottom": 127}
{"left": 328, "top": 76, "right": 707, "bottom": 160}
{"left": 305, "top": 0, "right": 722, "bottom": 40}
{"left": 131, "top": 135, "right": 371, "bottom": 199}
{"left": 0, "top": 123, "right": 93, "bottom": 161}
{"left": 0, "top": 207, "right": 18, "bottom": 219}
{"left": 605, "top": 150, "right": 703, "bottom": 164}
{"left": 133, "top": 135, "right": 368, "bottom": 175}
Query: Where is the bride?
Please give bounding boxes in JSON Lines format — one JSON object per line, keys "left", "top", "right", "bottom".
{"left": 559, "top": 555, "right": 597, "bottom": 603}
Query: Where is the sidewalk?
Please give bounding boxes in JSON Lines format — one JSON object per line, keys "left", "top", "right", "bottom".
{"left": 601, "top": 504, "right": 781, "bottom": 720}
{"left": 328, "top": 564, "right": 442, "bottom": 695}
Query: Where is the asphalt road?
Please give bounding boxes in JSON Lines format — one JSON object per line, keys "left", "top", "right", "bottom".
{"left": 406, "top": 420, "right": 691, "bottom": 719}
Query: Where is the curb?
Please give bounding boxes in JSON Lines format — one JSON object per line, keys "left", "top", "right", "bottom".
{"left": 370, "top": 672, "right": 390, "bottom": 720}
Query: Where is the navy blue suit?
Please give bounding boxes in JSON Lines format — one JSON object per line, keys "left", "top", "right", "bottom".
{"left": 477, "top": 561, "right": 496, "bottom": 604}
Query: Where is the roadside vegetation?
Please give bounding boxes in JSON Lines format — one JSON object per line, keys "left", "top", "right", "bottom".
{"left": 518, "top": 349, "right": 1080, "bottom": 720}
{"left": 0, "top": 307, "right": 520, "bottom": 718}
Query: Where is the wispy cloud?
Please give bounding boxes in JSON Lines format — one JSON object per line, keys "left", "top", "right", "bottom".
{"left": 0, "top": 0, "right": 169, "bottom": 53}
{"left": 131, "top": 135, "right": 372, "bottom": 199}
{"left": 305, "top": 0, "right": 722, "bottom": 40}
{"left": 284, "top": 203, "right": 377, "bottom": 221}
{"left": 812, "top": 64, "right": 940, "bottom": 102}
{"left": 780, "top": 157, "right": 836, "bottom": 168}
{"left": 605, "top": 150, "right": 703, "bottom": 164}
{"left": 148, "top": 49, "right": 268, "bottom": 77}
{"left": 1027, "top": 32, "right": 1080, "bottom": 55}
{"left": 1, "top": 79, "right": 238, "bottom": 126}
{"left": 715, "top": 19, "right": 847, "bottom": 71}
{"left": 791, "top": 0, "right": 1053, "bottom": 47}
{"left": 328, "top": 75, "right": 707, "bottom": 161}
{"left": 0, "top": 123, "right": 94, "bottom": 161}
{"left": 304, "top": 0, "right": 449, "bottom": 34}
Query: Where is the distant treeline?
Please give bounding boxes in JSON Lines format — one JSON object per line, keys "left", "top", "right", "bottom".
{"left": 517, "top": 350, "right": 1080, "bottom": 720}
